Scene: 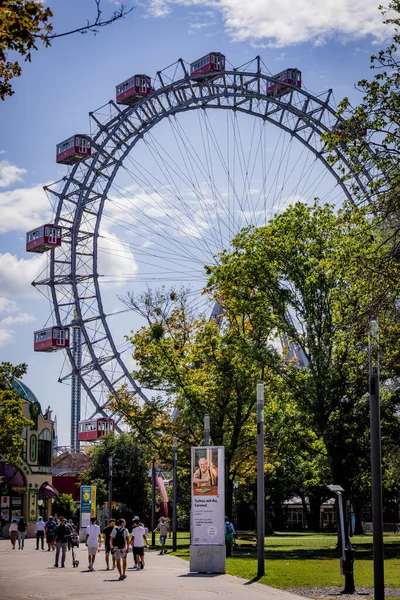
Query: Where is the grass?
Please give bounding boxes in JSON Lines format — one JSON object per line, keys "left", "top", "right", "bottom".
{"left": 170, "top": 532, "right": 400, "bottom": 590}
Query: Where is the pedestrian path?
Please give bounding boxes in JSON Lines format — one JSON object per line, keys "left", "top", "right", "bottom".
{"left": 0, "top": 538, "right": 306, "bottom": 600}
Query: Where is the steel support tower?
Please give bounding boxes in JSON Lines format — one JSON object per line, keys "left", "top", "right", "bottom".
{"left": 71, "top": 310, "right": 82, "bottom": 452}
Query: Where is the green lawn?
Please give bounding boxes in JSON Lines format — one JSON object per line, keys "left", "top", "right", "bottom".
{"left": 170, "top": 532, "right": 400, "bottom": 590}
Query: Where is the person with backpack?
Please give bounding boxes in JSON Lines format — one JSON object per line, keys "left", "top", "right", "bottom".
{"left": 45, "top": 516, "right": 57, "bottom": 551}
{"left": 85, "top": 516, "right": 101, "bottom": 571}
{"left": 224, "top": 517, "right": 235, "bottom": 557}
{"left": 17, "top": 517, "right": 27, "bottom": 549}
{"left": 110, "top": 518, "right": 129, "bottom": 580}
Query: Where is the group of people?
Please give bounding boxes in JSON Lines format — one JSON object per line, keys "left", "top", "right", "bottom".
{"left": 86, "top": 515, "right": 170, "bottom": 580}
{"left": 8, "top": 517, "right": 27, "bottom": 549}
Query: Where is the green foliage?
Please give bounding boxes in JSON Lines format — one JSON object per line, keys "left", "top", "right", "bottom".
{"left": 52, "top": 493, "right": 76, "bottom": 520}
{"left": 0, "top": 0, "right": 132, "bottom": 99}
{"left": 207, "top": 202, "right": 400, "bottom": 514}
{"left": 323, "top": 1, "right": 400, "bottom": 224}
{"left": 0, "top": 1, "right": 52, "bottom": 99}
{"left": 80, "top": 433, "right": 150, "bottom": 515}
{"left": 112, "top": 286, "right": 282, "bottom": 516}
{"left": 0, "top": 362, "right": 32, "bottom": 466}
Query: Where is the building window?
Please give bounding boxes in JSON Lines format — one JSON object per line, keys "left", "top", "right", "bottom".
{"left": 38, "top": 428, "right": 52, "bottom": 467}
{"left": 30, "top": 434, "right": 37, "bottom": 463}
{"left": 21, "top": 427, "right": 27, "bottom": 461}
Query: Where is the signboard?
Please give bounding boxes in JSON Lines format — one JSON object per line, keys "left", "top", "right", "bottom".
{"left": 80, "top": 485, "right": 96, "bottom": 528}
{"left": 191, "top": 446, "right": 225, "bottom": 545}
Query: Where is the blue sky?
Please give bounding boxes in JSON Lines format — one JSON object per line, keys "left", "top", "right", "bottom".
{"left": 0, "top": 0, "right": 393, "bottom": 445}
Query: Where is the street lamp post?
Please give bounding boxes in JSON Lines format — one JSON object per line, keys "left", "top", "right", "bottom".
{"left": 204, "top": 414, "right": 210, "bottom": 446}
{"left": 256, "top": 380, "right": 265, "bottom": 578}
{"left": 108, "top": 456, "right": 113, "bottom": 522}
{"left": 172, "top": 435, "right": 178, "bottom": 552}
{"left": 151, "top": 458, "right": 156, "bottom": 547}
{"left": 233, "top": 481, "right": 238, "bottom": 529}
{"left": 369, "top": 320, "right": 385, "bottom": 600}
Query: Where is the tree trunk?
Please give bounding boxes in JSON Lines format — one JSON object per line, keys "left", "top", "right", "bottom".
{"left": 308, "top": 494, "right": 322, "bottom": 532}
{"left": 352, "top": 498, "right": 364, "bottom": 535}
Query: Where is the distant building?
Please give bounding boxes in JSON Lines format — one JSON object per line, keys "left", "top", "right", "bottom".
{"left": 282, "top": 496, "right": 336, "bottom": 530}
{"left": 0, "top": 380, "right": 57, "bottom": 536}
{"left": 52, "top": 451, "right": 91, "bottom": 501}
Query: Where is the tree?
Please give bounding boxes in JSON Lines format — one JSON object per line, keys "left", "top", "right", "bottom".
{"left": 323, "top": 2, "right": 400, "bottom": 235}
{"left": 53, "top": 493, "right": 76, "bottom": 520}
{"left": 80, "top": 433, "right": 150, "bottom": 517}
{"left": 0, "top": 0, "right": 133, "bottom": 99}
{"left": 207, "top": 202, "right": 400, "bottom": 531}
{"left": 112, "top": 287, "right": 281, "bottom": 519}
{"left": 0, "top": 362, "right": 32, "bottom": 466}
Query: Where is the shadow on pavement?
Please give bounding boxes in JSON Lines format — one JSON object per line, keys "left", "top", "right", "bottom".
{"left": 179, "top": 573, "right": 223, "bottom": 578}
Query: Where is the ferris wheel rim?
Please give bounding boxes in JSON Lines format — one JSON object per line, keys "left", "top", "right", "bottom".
{"left": 39, "top": 60, "right": 375, "bottom": 421}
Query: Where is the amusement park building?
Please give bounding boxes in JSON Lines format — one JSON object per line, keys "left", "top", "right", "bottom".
{"left": 0, "top": 380, "right": 57, "bottom": 537}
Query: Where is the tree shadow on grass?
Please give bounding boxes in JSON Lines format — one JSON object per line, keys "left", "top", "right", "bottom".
{"left": 232, "top": 542, "right": 400, "bottom": 561}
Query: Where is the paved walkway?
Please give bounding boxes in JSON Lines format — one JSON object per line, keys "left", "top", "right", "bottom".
{"left": 0, "top": 538, "right": 307, "bottom": 600}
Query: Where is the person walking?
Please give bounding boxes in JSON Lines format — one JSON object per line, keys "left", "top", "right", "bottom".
{"left": 153, "top": 516, "right": 170, "bottom": 555}
{"left": 54, "top": 516, "right": 71, "bottom": 568}
{"left": 9, "top": 519, "right": 18, "bottom": 549}
{"left": 85, "top": 516, "right": 101, "bottom": 572}
{"left": 110, "top": 518, "right": 129, "bottom": 580}
{"left": 35, "top": 516, "right": 45, "bottom": 550}
{"left": 45, "top": 515, "right": 57, "bottom": 551}
{"left": 131, "top": 516, "right": 149, "bottom": 569}
{"left": 67, "top": 519, "right": 77, "bottom": 550}
{"left": 103, "top": 518, "right": 116, "bottom": 571}
{"left": 224, "top": 516, "right": 235, "bottom": 557}
{"left": 17, "top": 517, "right": 27, "bottom": 549}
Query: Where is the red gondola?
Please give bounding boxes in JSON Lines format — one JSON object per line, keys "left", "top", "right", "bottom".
{"left": 56, "top": 135, "right": 92, "bottom": 165}
{"left": 78, "top": 418, "right": 115, "bottom": 442}
{"left": 190, "top": 52, "right": 225, "bottom": 80}
{"left": 116, "top": 74, "right": 152, "bottom": 106}
{"left": 266, "top": 69, "right": 302, "bottom": 98}
{"left": 26, "top": 224, "right": 62, "bottom": 253}
{"left": 34, "top": 327, "right": 70, "bottom": 352}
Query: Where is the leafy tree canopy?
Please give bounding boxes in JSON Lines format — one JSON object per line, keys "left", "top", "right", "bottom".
{"left": 111, "top": 286, "right": 283, "bottom": 516}
{"left": 207, "top": 201, "right": 400, "bottom": 513}
{"left": 80, "top": 433, "right": 150, "bottom": 516}
{"left": 52, "top": 493, "right": 76, "bottom": 520}
{"left": 0, "top": 361, "right": 32, "bottom": 466}
{"left": 0, "top": 0, "right": 132, "bottom": 99}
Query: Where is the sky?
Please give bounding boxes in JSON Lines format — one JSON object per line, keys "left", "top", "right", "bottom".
{"left": 0, "top": 0, "right": 394, "bottom": 445}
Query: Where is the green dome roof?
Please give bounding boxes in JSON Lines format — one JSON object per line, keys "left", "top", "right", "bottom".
{"left": 11, "top": 379, "right": 40, "bottom": 405}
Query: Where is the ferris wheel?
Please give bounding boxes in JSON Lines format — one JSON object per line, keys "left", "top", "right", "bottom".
{"left": 28, "top": 53, "right": 372, "bottom": 445}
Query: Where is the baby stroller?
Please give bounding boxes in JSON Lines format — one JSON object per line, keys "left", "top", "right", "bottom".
{"left": 70, "top": 533, "right": 80, "bottom": 568}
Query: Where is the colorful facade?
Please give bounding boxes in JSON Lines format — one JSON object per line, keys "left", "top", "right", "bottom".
{"left": 0, "top": 380, "right": 57, "bottom": 537}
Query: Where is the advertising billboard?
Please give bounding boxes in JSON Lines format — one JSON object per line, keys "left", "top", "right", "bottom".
{"left": 191, "top": 446, "right": 225, "bottom": 545}
{"left": 80, "top": 485, "right": 96, "bottom": 528}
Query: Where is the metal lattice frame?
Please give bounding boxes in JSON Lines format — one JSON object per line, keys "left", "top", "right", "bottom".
{"left": 34, "top": 57, "right": 374, "bottom": 424}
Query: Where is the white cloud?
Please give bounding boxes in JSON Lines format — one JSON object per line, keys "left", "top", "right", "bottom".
{"left": 145, "top": 0, "right": 393, "bottom": 46}
{"left": 0, "top": 160, "right": 27, "bottom": 188}
{"left": 0, "top": 297, "right": 18, "bottom": 313}
{"left": 0, "top": 301, "right": 36, "bottom": 350}
{"left": 98, "top": 227, "right": 139, "bottom": 285}
{"left": 0, "top": 312, "right": 35, "bottom": 327}
{"left": 0, "top": 182, "right": 52, "bottom": 234}
{"left": 0, "top": 253, "right": 47, "bottom": 298}
{"left": 0, "top": 328, "right": 13, "bottom": 349}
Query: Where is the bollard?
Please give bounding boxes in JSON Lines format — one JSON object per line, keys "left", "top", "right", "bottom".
{"left": 342, "top": 543, "right": 356, "bottom": 594}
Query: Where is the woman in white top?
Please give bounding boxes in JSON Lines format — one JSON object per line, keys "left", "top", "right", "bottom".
{"left": 9, "top": 520, "right": 18, "bottom": 549}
